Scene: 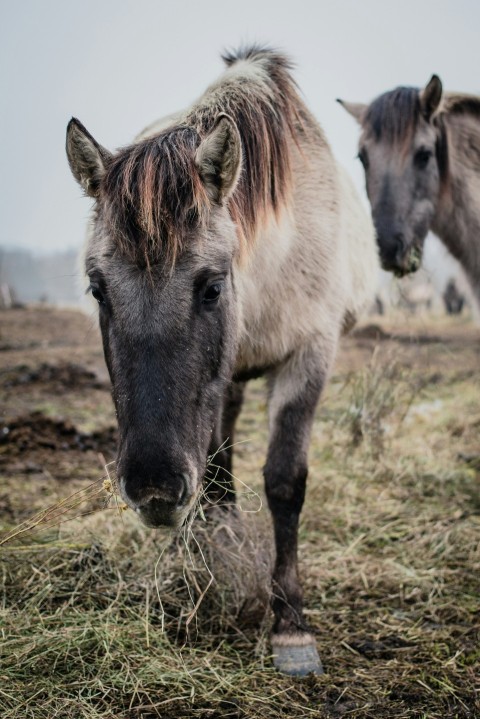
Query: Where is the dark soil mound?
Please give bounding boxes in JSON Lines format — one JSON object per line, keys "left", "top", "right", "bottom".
{"left": 0, "top": 362, "right": 106, "bottom": 390}
{"left": 0, "top": 412, "right": 117, "bottom": 457}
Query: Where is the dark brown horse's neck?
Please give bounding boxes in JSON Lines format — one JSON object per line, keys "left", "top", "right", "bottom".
{"left": 432, "top": 125, "right": 480, "bottom": 300}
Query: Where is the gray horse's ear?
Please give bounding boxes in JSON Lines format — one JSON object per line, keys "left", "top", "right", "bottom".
{"left": 336, "top": 99, "right": 367, "bottom": 125}
{"left": 420, "top": 75, "right": 443, "bottom": 120}
{"left": 66, "top": 118, "right": 112, "bottom": 198}
{"left": 195, "top": 114, "right": 242, "bottom": 202}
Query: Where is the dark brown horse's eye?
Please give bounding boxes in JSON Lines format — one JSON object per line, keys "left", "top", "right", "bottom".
{"left": 203, "top": 283, "right": 222, "bottom": 304}
{"left": 358, "top": 148, "right": 369, "bottom": 170}
{"left": 414, "top": 148, "right": 432, "bottom": 169}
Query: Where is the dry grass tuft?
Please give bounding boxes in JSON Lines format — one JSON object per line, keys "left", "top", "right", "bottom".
{"left": 1, "top": 311, "right": 479, "bottom": 718}
{"left": 1, "top": 501, "right": 279, "bottom": 719}
{"left": 339, "top": 347, "right": 425, "bottom": 457}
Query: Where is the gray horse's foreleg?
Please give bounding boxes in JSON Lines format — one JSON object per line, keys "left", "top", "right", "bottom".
{"left": 265, "top": 349, "right": 332, "bottom": 676}
{"left": 204, "top": 381, "right": 245, "bottom": 505}
{"left": 220, "top": 380, "right": 246, "bottom": 479}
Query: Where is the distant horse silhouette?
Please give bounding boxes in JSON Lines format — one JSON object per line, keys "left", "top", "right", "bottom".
{"left": 66, "top": 46, "right": 378, "bottom": 676}
{"left": 339, "top": 76, "right": 480, "bottom": 304}
{"left": 443, "top": 278, "right": 465, "bottom": 315}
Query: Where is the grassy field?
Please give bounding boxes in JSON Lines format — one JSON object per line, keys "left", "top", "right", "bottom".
{"left": 0, "top": 306, "right": 479, "bottom": 718}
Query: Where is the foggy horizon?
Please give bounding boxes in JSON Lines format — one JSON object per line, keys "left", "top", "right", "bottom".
{"left": 1, "top": 0, "right": 479, "bottom": 257}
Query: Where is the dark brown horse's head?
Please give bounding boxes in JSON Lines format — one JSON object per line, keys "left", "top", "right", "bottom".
{"left": 66, "top": 117, "right": 242, "bottom": 528}
{"left": 338, "top": 76, "right": 447, "bottom": 276}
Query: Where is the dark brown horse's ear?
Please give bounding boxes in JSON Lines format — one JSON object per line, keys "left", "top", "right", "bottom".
{"left": 66, "top": 118, "right": 112, "bottom": 198}
{"left": 195, "top": 114, "right": 242, "bottom": 202}
{"left": 336, "top": 99, "right": 367, "bottom": 125}
{"left": 420, "top": 75, "right": 443, "bottom": 120}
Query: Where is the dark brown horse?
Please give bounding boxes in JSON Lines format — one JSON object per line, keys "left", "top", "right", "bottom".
{"left": 66, "top": 46, "right": 378, "bottom": 676}
{"left": 339, "top": 76, "right": 480, "bottom": 304}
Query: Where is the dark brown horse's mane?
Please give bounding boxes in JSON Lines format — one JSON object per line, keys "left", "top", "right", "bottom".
{"left": 101, "top": 46, "right": 304, "bottom": 264}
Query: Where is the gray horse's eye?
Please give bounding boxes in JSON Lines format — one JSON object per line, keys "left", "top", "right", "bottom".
{"left": 414, "top": 148, "right": 432, "bottom": 169}
{"left": 203, "top": 283, "right": 222, "bottom": 304}
{"left": 358, "top": 148, "right": 369, "bottom": 170}
{"left": 90, "top": 285, "right": 106, "bottom": 305}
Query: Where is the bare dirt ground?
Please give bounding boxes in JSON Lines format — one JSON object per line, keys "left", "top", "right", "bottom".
{"left": 1, "top": 305, "right": 479, "bottom": 718}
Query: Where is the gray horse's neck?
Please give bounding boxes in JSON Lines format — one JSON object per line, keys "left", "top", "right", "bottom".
{"left": 432, "top": 121, "right": 480, "bottom": 303}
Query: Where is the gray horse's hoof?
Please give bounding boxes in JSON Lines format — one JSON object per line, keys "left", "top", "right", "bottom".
{"left": 272, "top": 634, "right": 324, "bottom": 676}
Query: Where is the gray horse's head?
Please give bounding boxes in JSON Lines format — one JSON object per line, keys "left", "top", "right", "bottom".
{"left": 338, "top": 75, "right": 447, "bottom": 276}
{"left": 66, "top": 117, "right": 242, "bottom": 528}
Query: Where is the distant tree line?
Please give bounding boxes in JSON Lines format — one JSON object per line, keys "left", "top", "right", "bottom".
{"left": 0, "top": 247, "right": 82, "bottom": 305}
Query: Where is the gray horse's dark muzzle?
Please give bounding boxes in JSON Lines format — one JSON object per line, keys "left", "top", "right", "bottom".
{"left": 135, "top": 494, "right": 188, "bottom": 528}
{"left": 119, "top": 458, "right": 197, "bottom": 528}
{"left": 377, "top": 232, "right": 422, "bottom": 277}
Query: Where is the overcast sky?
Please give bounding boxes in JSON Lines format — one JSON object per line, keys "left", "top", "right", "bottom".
{"left": 1, "top": 0, "right": 479, "bottom": 256}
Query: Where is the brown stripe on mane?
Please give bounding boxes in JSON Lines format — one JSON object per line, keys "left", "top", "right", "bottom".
{"left": 101, "top": 45, "right": 306, "bottom": 265}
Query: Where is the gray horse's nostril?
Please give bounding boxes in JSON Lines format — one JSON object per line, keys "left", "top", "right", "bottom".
{"left": 172, "top": 473, "right": 188, "bottom": 505}
{"left": 133, "top": 473, "right": 190, "bottom": 508}
{"left": 393, "top": 233, "right": 407, "bottom": 266}
{"left": 133, "top": 472, "right": 195, "bottom": 529}
{"left": 178, "top": 473, "right": 191, "bottom": 505}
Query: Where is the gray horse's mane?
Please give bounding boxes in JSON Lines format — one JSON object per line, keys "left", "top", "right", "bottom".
{"left": 442, "top": 93, "right": 480, "bottom": 120}
{"left": 101, "top": 46, "right": 305, "bottom": 264}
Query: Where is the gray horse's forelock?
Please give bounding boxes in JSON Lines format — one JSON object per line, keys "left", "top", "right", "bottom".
{"left": 363, "top": 85, "right": 448, "bottom": 172}
{"left": 364, "top": 86, "right": 421, "bottom": 146}
{"left": 98, "top": 45, "right": 307, "bottom": 267}
{"left": 363, "top": 86, "right": 450, "bottom": 194}
{"left": 102, "top": 127, "right": 210, "bottom": 267}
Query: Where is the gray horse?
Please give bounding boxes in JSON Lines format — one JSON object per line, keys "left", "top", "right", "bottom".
{"left": 339, "top": 76, "right": 480, "bottom": 304}
{"left": 66, "top": 46, "right": 378, "bottom": 676}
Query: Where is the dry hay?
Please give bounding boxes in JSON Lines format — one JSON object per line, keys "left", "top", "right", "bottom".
{"left": 2, "top": 421, "right": 478, "bottom": 718}
{"left": 0, "top": 479, "right": 281, "bottom": 719}
{"left": 1, "top": 311, "right": 479, "bottom": 719}
{"left": 0, "top": 458, "right": 273, "bottom": 636}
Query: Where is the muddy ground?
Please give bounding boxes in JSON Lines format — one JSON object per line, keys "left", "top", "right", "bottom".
{"left": 0, "top": 305, "right": 479, "bottom": 718}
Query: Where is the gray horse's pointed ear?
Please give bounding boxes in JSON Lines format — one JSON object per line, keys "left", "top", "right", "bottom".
{"left": 195, "top": 114, "right": 242, "bottom": 202}
{"left": 66, "top": 118, "right": 112, "bottom": 198}
{"left": 336, "top": 99, "right": 367, "bottom": 125}
{"left": 420, "top": 75, "right": 443, "bottom": 120}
